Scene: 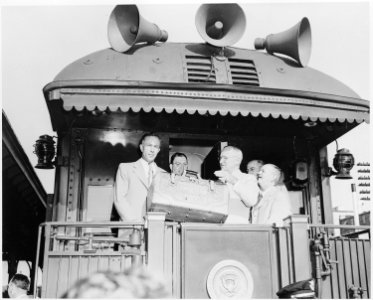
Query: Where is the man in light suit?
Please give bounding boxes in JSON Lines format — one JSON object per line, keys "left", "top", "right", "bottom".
{"left": 251, "top": 164, "right": 292, "bottom": 226}
{"left": 114, "top": 133, "right": 164, "bottom": 224}
{"left": 214, "top": 146, "right": 259, "bottom": 224}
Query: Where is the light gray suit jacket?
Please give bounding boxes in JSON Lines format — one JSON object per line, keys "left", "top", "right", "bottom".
{"left": 114, "top": 159, "right": 165, "bottom": 221}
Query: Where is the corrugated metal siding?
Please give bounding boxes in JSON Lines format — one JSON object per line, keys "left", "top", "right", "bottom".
{"left": 321, "top": 238, "right": 370, "bottom": 299}
{"left": 43, "top": 254, "right": 134, "bottom": 298}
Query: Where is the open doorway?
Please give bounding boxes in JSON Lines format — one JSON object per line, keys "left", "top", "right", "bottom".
{"left": 169, "top": 138, "right": 227, "bottom": 179}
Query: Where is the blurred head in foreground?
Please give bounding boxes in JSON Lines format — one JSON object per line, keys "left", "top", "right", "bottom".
{"left": 62, "top": 267, "right": 169, "bottom": 298}
{"left": 8, "top": 274, "right": 30, "bottom": 298}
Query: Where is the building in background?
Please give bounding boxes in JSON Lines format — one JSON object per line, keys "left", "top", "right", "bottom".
{"left": 357, "top": 162, "right": 370, "bottom": 204}
{"left": 330, "top": 159, "right": 370, "bottom": 232}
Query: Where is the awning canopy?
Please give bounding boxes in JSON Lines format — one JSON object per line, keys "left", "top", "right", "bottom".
{"left": 2, "top": 111, "right": 47, "bottom": 261}
{"left": 45, "top": 81, "right": 370, "bottom": 124}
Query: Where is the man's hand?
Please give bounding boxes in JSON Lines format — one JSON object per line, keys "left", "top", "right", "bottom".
{"left": 214, "top": 170, "right": 238, "bottom": 185}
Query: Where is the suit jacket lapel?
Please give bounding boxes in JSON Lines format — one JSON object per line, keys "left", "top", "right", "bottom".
{"left": 133, "top": 159, "right": 148, "bottom": 188}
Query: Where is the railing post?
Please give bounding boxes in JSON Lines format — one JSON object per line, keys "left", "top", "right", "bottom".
{"left": 146, "top": 212, "right": 166, "bottom": 276}
{"left": 284, "top": 215, "right": 312, "bottom": 281}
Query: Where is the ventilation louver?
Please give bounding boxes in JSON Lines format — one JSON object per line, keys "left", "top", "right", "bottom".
{"left": 228, "top": 58, "right": 259, "bottom": 86}
{"left": 186, "top": 55, "right": 216, "bottom": 83}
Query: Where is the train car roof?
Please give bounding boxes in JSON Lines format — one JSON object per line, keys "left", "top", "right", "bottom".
{"left": 51, "top": 43, "right": 361, "bottom": 99}
{"left": 43, "top": 42, "right": 369, "bottom": 146}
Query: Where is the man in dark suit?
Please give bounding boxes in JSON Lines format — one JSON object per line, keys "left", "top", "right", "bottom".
{"left": 169, "top": 152, "right": 188, "bottom": 176}
{"left": 114, "top": 133, "right": 165, "bottom": 224}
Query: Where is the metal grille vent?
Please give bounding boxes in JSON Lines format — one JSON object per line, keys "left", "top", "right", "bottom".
{"left": 228, "top": 58, "right": 259, "bottom": 86}
{"left": 186, "top": 55, "right": 216, "bottom": 83}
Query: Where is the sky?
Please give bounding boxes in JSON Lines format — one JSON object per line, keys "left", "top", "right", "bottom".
{"left": 1, "top": 0, "right": 371, "bottom": 194}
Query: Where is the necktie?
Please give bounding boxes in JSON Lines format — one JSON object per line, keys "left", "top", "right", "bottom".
{"left": 250, "top": 192, "right": 263, "bottom": 223}
{"left": 258, "top": 192, "right": 263, "bottom": 202}
{"left": 148, "top": 164, "right": 153, "bottom": 187}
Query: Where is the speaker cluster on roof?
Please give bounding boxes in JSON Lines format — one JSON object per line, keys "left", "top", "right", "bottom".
{"left": 107, "top": 4, "right": 312, "bottom": 67}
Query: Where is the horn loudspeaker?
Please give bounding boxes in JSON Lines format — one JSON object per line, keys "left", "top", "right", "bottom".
{"left": 254, "top": 17, "right": 312, "bottom": 67}
{"left": 195, "top": 4, "right": 246, "bottom": 47}
{"left": 108, "top": 5, "right": 168, "bottom": 53}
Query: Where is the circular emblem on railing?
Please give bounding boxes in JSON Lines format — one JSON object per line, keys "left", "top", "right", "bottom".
{"left": 206, "top": 259, "right": 254, "bottom": 299}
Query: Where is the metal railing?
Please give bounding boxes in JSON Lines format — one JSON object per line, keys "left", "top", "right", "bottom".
{"left": 33, "top": 219, "right": 371, "bottom": 298}
{"left": 309, "top": 223, "right": 370, "bottom": 239}
{"left": 33, "top": 221, "right": 145, "bottom": 298}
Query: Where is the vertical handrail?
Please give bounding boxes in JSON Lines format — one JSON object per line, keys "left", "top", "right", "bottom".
{"left": 33, "top": 223, "right": 45, "bottom": 298}
{"left": 285, "top": 225, "right": 294, "bottom": 284}
{"left": 311, "top": 234, "right": 323, "bottom": 298}
{"left": 41, "top": 223, "right": 52, "bottom": 298}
